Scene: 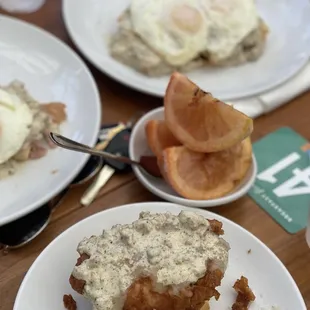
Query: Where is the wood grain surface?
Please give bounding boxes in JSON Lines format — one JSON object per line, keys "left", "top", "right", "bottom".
{"left": 1, "top": 1, "right": 310, "bottom": 309}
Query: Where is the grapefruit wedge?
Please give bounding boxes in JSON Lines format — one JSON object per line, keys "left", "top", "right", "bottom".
{"left": 164, "top": 72, "right": 253, "bottom": 152}
{"left": 145, "top": 119, "right": 181, "bottom": 158}
{"left": 162, "top": 138, "right": 252, "bottom": 200}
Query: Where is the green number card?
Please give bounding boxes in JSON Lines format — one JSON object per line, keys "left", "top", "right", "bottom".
{"left": 249, "top": 127, "right": 310, "bottom": 233}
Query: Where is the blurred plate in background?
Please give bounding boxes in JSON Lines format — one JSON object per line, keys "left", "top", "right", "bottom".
{"left": 62, "top": 0, "right": 310, "bottom": 99}
{"left": 0, "top": 15, "right": 101, "bottom": 225}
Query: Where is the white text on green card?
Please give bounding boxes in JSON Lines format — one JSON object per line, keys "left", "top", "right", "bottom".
{"left": 249, "top": 127, "right": 310, "bottom": 233}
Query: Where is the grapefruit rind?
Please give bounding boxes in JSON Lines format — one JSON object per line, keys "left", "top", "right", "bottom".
{"left": 145, "top": 119, "right": 181, "bottom": 158}
{"left": 164, "top": 72, "right": 253, "bottom": 153}
{"left": 162, "top": 138, "right": 253, "bottom": 200}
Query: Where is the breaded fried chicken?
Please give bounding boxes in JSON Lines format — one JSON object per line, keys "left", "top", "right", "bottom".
{"left": 232, "top": 276, "right": 256, "bottom": 310}
{"left": 69, "top": 211, "right": 230, "bottom": 310}
{"left": 63, "top": 294, "right": 77, "bottom": 310}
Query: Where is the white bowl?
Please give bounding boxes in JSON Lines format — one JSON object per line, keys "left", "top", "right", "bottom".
{"left": 0, "top": 15, "right": 101, "bottom": 225}
{"left": 129, "top": 107, "right": 257, "bottom": 208}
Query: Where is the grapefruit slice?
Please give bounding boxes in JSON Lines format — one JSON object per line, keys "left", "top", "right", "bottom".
{"left": 162, "top": 138, "right": 252, "bottom": 200}
{"left": 145, "top": 119, "right": 181, "bottom": 158}
{"left": 164, "top": 72, "right": 253, "bottom": 152}
{"left": 157, "top": 154, "right": 168, "bottom": 182}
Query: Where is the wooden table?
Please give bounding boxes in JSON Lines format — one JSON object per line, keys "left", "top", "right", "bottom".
{"left": 1, "top": 1, "right": 310, "bottom": 309}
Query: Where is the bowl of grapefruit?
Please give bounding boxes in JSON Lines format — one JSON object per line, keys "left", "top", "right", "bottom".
{"left": 129, "top": 72, "right": 257, "bottom": 208}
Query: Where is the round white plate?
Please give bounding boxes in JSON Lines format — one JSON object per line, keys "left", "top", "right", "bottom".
{"left": 0, "top": 15, "right": 101, "bottom": 225}
{"left": 129, "top": 107, "right": 257, "bottom": 208}
{"left": 62, "top": 0, "right": 310, "bottom": 100}
{"left": 14, "top": 202, "right": 306, "bottom": 310}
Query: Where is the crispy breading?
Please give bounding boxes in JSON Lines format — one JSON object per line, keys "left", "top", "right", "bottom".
{"left": 208, "top": 219, "right": 224, "bottom": 235}
{"left": 200, "top": 302, "right": 210, "bottom": 310}
{"left": 69, "top": 253, "right": 89, "bottom": 294}
{"left": 63, "top": 294, "right": 77, "bottom": 310}
{"left": 123, "top": 268, "right": 223, "bottom": 310}
{"left": 70, "top": 253, "right": 224, "bottom": 310}
{"left": 232, "top": 276, "right": 256, "bottom": 310}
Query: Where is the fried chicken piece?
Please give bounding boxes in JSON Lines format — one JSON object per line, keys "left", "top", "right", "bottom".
{"left": 208, "top": 219, "right": 224, "bottom": 236}
{"left": 69, "top": 212, "right": 229, "bottom": 310}
{"left": 200, "top": 302, "right": 210, "bottom": 310}
{"left": 63, "top": 294, "right": 77, "bottom": 310}
{"left": 70, "top": 254, "right": 224, "bottom": 310}
{"left": 232, "top": 276, "right": 256, "bottom": 310}
{"left": 69, "top": 253, "right": 89, "bottom": 294}
{"left": 41, "top": 102, "right": 67, "bottom": 124}
{"left": 124, "top": 268, "right": 223, "bottom": 310}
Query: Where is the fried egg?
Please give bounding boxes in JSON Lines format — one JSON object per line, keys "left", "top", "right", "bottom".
{"left": 130, "top": 0, "right": 209, "bottom": 66}
{"left": 130, "top": 0, "right": 259, "bottom": 66}
{"left": 202, "top": 0, "right": 259, "bottom": 62}
{"left": 0, "top": 89, "right": 33, "bottom": 164}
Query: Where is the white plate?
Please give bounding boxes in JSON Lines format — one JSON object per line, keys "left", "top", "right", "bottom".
{"left": 62, "top": 0, "right": 310, "bottom": 100}
{"left": 129, "top": 107, "right": 257, "bottom": 208}
{"left": 14, "top": 202, "right": 306, "bottom": 310}
{"left": 0, "top": 15, "right": 101, "bottom": 225}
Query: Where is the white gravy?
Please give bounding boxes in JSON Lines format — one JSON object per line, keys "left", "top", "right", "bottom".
{"left": 72, "top": 211, "right": 230, "bottom": 310}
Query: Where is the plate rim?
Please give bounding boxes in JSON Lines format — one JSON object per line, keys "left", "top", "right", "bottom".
{"left": 62, "top": 0, "right": 310, "bottom": 99}
{"left": 13, "top": 202, "right": 306, "bottom": 309}
{"left": 62, "top": 0, "right": 159, "bottom": 97}
{"left": 0, "top": 14, "right": 102, "bottom": 225}
{"left": 129, "top": 106, "right": 257, "bottom": 207}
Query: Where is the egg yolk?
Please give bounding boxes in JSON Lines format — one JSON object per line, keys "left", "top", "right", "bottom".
{"left": 171, "top": 5, "right": 203, "bottom": 34}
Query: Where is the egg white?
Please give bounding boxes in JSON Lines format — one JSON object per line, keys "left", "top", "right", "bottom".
{"left": 202, "top": 0, "right": 259, "bottom": 62}
{"left": 0, "top": 89, "right": 33, "bottom": 164}
{"left": 130, "top": 0, "right": 259, "bottom": 66}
